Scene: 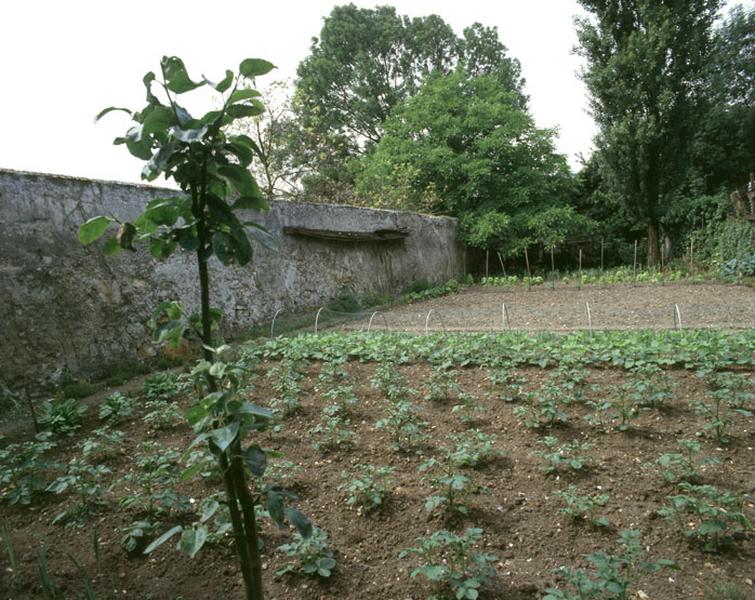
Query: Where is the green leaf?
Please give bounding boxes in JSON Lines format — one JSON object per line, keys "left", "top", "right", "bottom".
{"left": 218, "top": 164, "right": 262, "bottom": 198}
{"left": 149, "top": 237, "right": 177, "bottom": 260}
{"left": 226, "top": 101, "right": 265, "bottom": 120}
{"left": 205, "top": 70, "right": 234, "bottom": 93}
{"left": 229, "top": 89, "right": 262, "bottom": 103}
{"left": 243, "top": 445, "right": 267, "bottom": 477}
{"left": 210, "top": 422, "right": 239, "bottom": 452}
{"left": 142, "top": 106, "right": 176, "bottom": 136}
{"left": 284, "top": 507, "right": 312, "bottom": 538}
{"left": 162, "top": 56, "right": 203, "bottom": 94}
{"left": 239, "top": 58, "right": 276, "bottom": 78}
{"left": 78, "top": 216, "right": 113, "bottom": 245}
{"left": 179, "top": 525, "right": 207, "bottom": 559}
{"left": 103, "top": 237, "right": 121, "bottom": 256}
{"left": 246, "top": 222, "right": 276, "bottom": 250}
{"left": 172, "top": 125, "right": 208, "bottom": 143}
{"left": 178, "top": 462, "right": 206, "bottom": 483}
{"left": 143, "top": 525, "right": 182, "bottom": 555}
{"left": 95, "top": 106, "right": 132, "bottom": 122}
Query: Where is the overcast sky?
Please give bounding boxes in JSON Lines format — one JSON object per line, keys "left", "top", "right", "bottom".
{"left": 0, "top": 1, "right": 746, "bottom": 185}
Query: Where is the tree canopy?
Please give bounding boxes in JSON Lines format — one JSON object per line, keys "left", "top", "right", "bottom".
{"left": 354, "top": 70, "right": 583, "bottom": 254}
{"left": 575, "top": 0, "right": 723, "bottom": 265}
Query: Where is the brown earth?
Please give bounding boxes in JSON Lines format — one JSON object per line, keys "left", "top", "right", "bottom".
{"left": 1, "top": 360, "right": 753, "bottom": 600}
{"left": 340, "top": 283, "right": 755, "bottom": 333}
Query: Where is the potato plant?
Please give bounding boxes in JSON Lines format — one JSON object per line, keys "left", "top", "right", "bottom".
{"left": 47, "top": 458, "right": 111, "bottom": 527}
{"left": 423, "top": 365, "right": 461, "bottom": 403}
{"left": 276, "top": 527, "right": 336, "bottom": 579}
{"left": 554, "top": 485, "right": 610, "bottom": 528}
{"left": 338, "top": 464, "right": 394, "bottom": 514}
{"left": 376, "top": 398, "right": 428, "bottom": 452}
{"left": 656, "top": 439, "right": 720, "bottom": 484}
{"left": 38, "top": 398, "right": 87, "bottom": 437}
{"left": 445, "top": 430, "right": 504, "bottom": 469}
{"left": 399, "top": 528, "right": 497, "bottom": 600}
{"left": 0, "top": 433, "right": 57, "bottom": 505}
{"left": 533, "top": 436, "right": 593, "bottom": 475}
{"left": 419, "top": 457, "right": 479, "bottom": 516}
{"left": 310, "top": 404, "right": 357, "bottom": 452}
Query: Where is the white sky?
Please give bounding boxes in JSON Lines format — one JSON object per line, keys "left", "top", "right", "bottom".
{"left": 0, "top": 1, "right": 745, "bottom": 185}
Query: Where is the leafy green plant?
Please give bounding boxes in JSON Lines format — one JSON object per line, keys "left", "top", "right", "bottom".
{"left": 276, "top": 527, "right": 336, "bottom": 578}
{"left": 451, "top": 392, "right": 482, "bottom": 424}
{"left": 376, "top": 398, "right": 428, "bottom": 451}
{"left": 551, "top": 365, "right": 590, "bottom": 404}
{"left": 144, "top": 398, "right": 184, "bottom": 430}
{"left": 267, "top": 359, "right": 303, "bottom": 416}
{"left": 488, "top": 366, "right": 526, "bottom": 403}
{"left": 80, "top": 427, "right": 125, "bottom": 462}
{"left": 323, "top": 383, "right": 358, "bottom": 414}
{"left": 419, "top": 456, "right": 479, "bottom": 516}
{"left": 445, "top": 430, "right": 505, "bottom": 469}
{"left": 309, "top": 404, "right": 357, "bottom": 452}
{"left": 544, "top": 529, "right": 677, "bottom": 600}
{"left": 98, "top": 392, "right": 135, "bottom": 423}
{"left": 533, "top": 436, "right": 593, "bottom": 475}
{"left": 339, "top": 464, "right": 394, "bottom": 514}
{"left": 84, "top": 53, "right": 306, "bottom": 600}
{"left": 121, "top": 519, "right": 162, "bottom": 554}
{"left": 424, "top": 366, "right": 461, "bottom": 403}
{"left": 656, "top": 439, "right": 720, "bottom": 484}
{"left": 120, "top": 442, "right": 191, "bottom": 517}
{"left": 708, "top": 372, "right": 753, "bottom": 411}
{"left": 0, "top": 432, "right": 57, "bottom": 505}
{"left": 38, "top": 398, "right": 87, "bottom": 436}
{"left": 554, "top": 485, "right": 610, "bottom": 528}
{"left": 659, "top": 483, "right": 753, "bottom": 552}
{"left": 399, "top": 527, "right": 497, "bottom": 600}
{"left": 692, "top": 393, "right": 752, "bottom": 444}
{"left": 624, "top": 364, "right": 676, "bottom": 409}
{"left": 47, "top": 458, "right": 111, "bottom": 527}
{"left": 513, "top": 388, "right": 568, "bottom": 429}
{"left": 143, "top": 371, "right": 180, "bottom": 401}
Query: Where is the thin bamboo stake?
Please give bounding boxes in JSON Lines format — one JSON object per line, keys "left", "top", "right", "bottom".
{"left": 633, "top": 240, "right": 638, "bottom": 286}
{"left": 497, "top": 252, "right": 506, "bottom": 277}
{"left": 600, "top": 237, "right": 604, "bottom": 272}
{"left": 524, "top": 247, "right": 531, "bottom": 278}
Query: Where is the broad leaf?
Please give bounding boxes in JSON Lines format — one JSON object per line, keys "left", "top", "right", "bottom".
{"left": 239, "top": 58, "right": 276, "bottom": 78}
{"left": 143, "top": 525, "right": 182, "bottom": 555}
{"left": 179, "top": 525, "right": 208, "bottom": 559}
{"left": 78, "top": 216, "right": 113, "bottom": 245}
{"left": 243, "top": 444, "right": 267, "bottom": 477}
{"left": 209, "top": 422, "right": 239, "bottom": 452}
{"left": 95, "top": 106, "right": 132, "bottom": 122}
{"left": 284, "top": 507, "right": 312, "bottom": 538}
{"left": 162, "top": 56, "right": 203, "bottom": 93}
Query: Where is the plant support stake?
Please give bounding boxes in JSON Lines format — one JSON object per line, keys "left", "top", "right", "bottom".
{"left": 674, "top": 304, "right": 683, "bottom": 330}
{"left": 270, "top": 308, "right": 283, "bottom": 338}
{"left": 633, "top": 240, "right": 638, "bottom": 286}
{"left": 501, "top": 303, "right": 511, "bottom": 331}
{"left": 424, "top": 309, "right": 433, "bottom": 334}
{"left": 585, "top": 302, "right": 593, "bottom": 336}
{"left": 314, "top": 307, "right": 325, "bottom": 334}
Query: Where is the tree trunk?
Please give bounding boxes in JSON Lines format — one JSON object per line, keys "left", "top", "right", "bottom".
{"left": 647, "top": 221, "right": 660, "bottom": 268}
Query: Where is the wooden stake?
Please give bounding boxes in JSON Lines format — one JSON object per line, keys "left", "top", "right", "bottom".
{"left": 600, "top": 237, "right": 604, "bottom": 272}
{"left": 633, "top": 240, "right": 638, "bottom": 286}
{"left": 497, "top": 252, "right": 506, "bottom": 277}
{"left": 550, "top": 247, "right": 555, "bottom": 272}
{"left": 524, "top": 247, "right": 531, "bottom": 278}
{"left": 485, "top": 250, "right": 489, "bottom": 278}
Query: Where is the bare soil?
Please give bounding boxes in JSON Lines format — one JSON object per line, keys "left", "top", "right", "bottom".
{"left": 2, "top": 360, "right": 753, "bottom": 600}
{"left": 345, "top": 283, "right": 755, "bottom": 332}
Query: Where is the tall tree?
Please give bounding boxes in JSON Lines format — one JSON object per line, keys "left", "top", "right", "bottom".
{"left": 354, "top": 70, "right": 579, "bottom": 255}
{"left": 576, "top": 0, "right": 722, "bottom": 265}
{"left": 294, "top": 4, "right": 525, "bottom": 199}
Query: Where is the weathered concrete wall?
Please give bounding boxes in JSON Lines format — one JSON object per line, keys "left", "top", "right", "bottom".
{"left": 0, "top": 168, "right": 465, "bottom": 390}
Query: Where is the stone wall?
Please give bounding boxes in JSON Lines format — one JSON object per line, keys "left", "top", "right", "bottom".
{"left": 0, "top": 169, "right": 465, "bottom": 390}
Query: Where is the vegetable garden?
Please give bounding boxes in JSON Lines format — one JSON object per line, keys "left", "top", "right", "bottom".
{"left": 1, "top": 330, "right": 753, "bottom": 599}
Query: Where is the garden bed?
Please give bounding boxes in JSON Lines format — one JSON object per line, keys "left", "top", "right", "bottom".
{"left": 1, "top": 331, "right": 753, "bottom": 599}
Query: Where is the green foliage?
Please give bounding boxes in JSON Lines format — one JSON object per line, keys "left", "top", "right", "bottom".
{"left": 267, "top": 359, "right": 303, "bottom": 416}
{"left": 533, "top": 436, "right": 593, "bottom": 475}
{"left": 355, "top": 69, "right": 574, "bottom": 254}
{"left": 554, "top": 485, "right": 610, "bottom": 529}
{"left": 80, "top": 427, "right": 125, "bottom": 462}
{"left": 424, "top": 366, "right": 461, "bottom": 403}
{"left": 445, "top": 430, "right": 504, "bottom": 469}
{"left": 144, "top": 398, "right": 184, "bottom": 430}
{"left": 309, "top": 404, "right": 357, "bottom": 452}
{"left": 575, "top": 0, "right": 721, "bottom": 265}
{"left": 544, "top": 529, "right": 677, "bottom": 600}
{"left": 419, "top": 456, "right": 479, "bottom": 517}
{"left": 624, "top": 364, "right": 676, "bottom": 409}
{"left": 0, "top": 432, "right": 57, "bottom": 505}
{"left": 513, "top": 385, "right": 569, "bottom": 429}
{"left": 122, "top": 519, "right": 162, "bottom": 554}
{"left": 692, "top": 392, "right": 752, "bottom": 444}
{"left": 376, "top": 397, "right": 428, "bottom": 452}
{"left": 659, "top": 483, "right": 753, "bottom": 552}
{"left": 276, "top": 527, "right": 336, "bottom": 578}
{"left": 707, "top": 372, "right": 754, "bottom": 411}
{"left": 656, "top": 439, "right": 720, "bottom": 484}
{"left": 451, "top": 392, "right": 482, "bottom": 425}
{"left": 47, "top": 457, "right": 111, "bottom": 527}
{"left": 98, "top": 392, "right": 134, "bottom": 423}
{"left": 339, "top": 464, "right": 394, "bottom": 514}
{"left": 61, "top": 381, "right": 97, "bottom": 400}
{"left": 120, "top": 442, "right": 191, "bottom": 517}
{"left": 143, "top": 371, "right": 180, "bottom": 401}
{"left": 399, "top": 527, "right": 497, "bottom": 600}
{"left": 39, "top": 398, "right": 88, "bottom": 437}
{"left": 294, "top": 4, "right": 525, "bottom": 196}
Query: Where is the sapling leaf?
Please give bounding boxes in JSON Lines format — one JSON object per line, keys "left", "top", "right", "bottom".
{"left": 239, "top": 58, "right": 276, "bottom": 78}
{"left": 243, "top": 445, "right": 267, "bottom": 477}
{"left": 78, "top": 216, "right": 113, "bottom": 245}
{"left": 143, "top": 525, "right": 182, "bottom": 555}
{"left": 210, "top": 422, "right": 239, "bottom": 452}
